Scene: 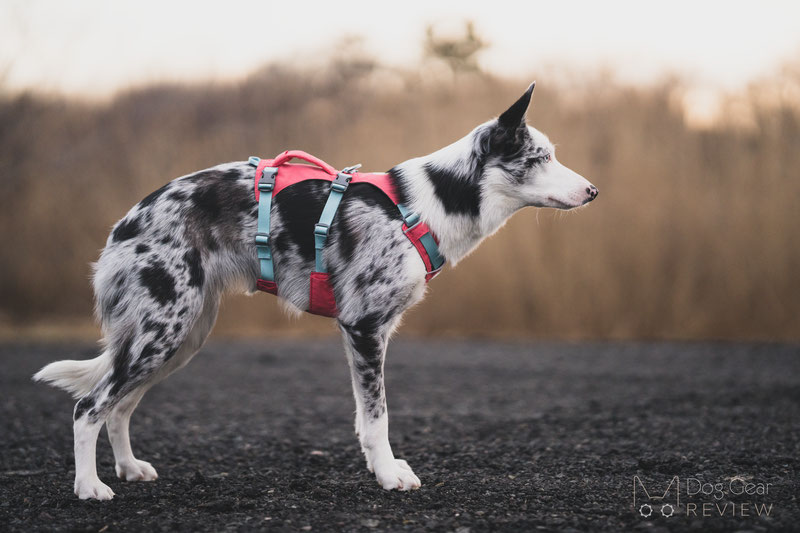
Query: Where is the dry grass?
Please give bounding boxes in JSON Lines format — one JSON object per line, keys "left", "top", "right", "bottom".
{"left": 1, "top": 63, "right": 798, "bottom": 340}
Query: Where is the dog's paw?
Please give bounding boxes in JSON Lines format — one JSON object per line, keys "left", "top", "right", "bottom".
{"left": 116, "top": 459, "right": 158, "bottom": 482}
{"left": 74, "top": 477, "right": 115, "bottom": 500}
{"left": 374, "top": 459, "right": 421, "bottom": 491}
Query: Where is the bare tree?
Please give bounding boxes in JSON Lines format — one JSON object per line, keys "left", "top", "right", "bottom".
{"left": 424, "top": 21, "right": 488, "bottom": 74}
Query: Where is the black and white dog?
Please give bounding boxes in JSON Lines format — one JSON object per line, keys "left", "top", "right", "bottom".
{"left": 34, "top": 83, "right": 597, "bottom": 500}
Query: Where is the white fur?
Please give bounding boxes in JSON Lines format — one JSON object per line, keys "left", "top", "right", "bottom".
{"left": 33, "top": 351, "right": 112, "bottom": 399}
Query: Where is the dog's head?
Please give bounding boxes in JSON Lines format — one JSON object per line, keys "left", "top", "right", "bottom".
{"left": 478, "top": 83, "right": 598, "bottom": 210}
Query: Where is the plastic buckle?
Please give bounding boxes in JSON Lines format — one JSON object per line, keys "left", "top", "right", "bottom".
{"left": 248, "top": 156, "right": 261, "bottom": 167}
{"left": 258, "top": 167, "right": 277, "bottom": 192}
{"left": 254, "top": 233, "right": 270, "bottom": 246}
{"left": 331, "top": 172, "right": 352, "bottom": 193}
{"left": 314, "top": 223, "right": 330, "bottom": 237}
{"left": 403, "top": 211, "right": 420, "bottom": 228}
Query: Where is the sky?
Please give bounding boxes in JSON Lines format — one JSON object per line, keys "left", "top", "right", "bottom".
{"left": 2, "top": 0, "right": 799, "bottom": 102}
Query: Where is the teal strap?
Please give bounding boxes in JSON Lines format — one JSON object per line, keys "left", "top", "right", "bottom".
{"left": 314, "top": 172, "right": 352, "bottom": 273}
{"left": 253, "top": 160, "right": 278, "bottom": 282}
{"left": 397, "top": 203, "right": 445, "bottom": 271}
{"left": 419, "top": 231, "right": 445, "bottom": 270}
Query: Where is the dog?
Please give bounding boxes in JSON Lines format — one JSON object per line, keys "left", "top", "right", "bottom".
{"left": 34, "top": 82, "right": 598, "bottom": 500}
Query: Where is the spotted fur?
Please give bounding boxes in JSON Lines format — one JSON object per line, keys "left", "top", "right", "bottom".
{"left": 33, "top": 83, "right": 598, "bottom": 499}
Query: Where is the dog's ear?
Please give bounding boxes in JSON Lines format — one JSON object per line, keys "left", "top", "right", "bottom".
{"left": 498, "top": 82, "right": 535, "bottom": 132}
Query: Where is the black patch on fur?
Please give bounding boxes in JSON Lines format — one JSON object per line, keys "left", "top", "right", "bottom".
{"left": 139, "top": 342, "right": 160, "bottom": 362}
{"left": 135, "top": 243, "right": 150, "bottom": 254}
{"left": 108, "top": 335, "right": 134, "bottom": 397}
{"left": 423, "top": 163, "right": 481, "bottom": 217}
{"left": 138, "top": 183, "right": 170, "bottom": 209}
{"left": 168, "top": 190, "right": 187, "bottom": 202}
{"left": 336, "top": 212, "right": 357, "bottom": 264}
{"left": 139, "top": 261, "right": 177, "bottom": 305}
{"left": 486, "top": 119, "right": 533, "bottom": 166}
{"left": 143, "top": 318, "right": 167, "bottom": 338}
{"left": 272, "top": 181, "right": 329, "bottom": 262}
{"left": 341, "top": 312, "right": 393, "bottom": 418}
{"left": 204, "top": 232, "right": 219, "bottom": 252}
{"left": 112, "top": 216, "right": 141, "bottom": 242}
{"left": 221, "top": 168, "right": 242, "bottom": 181}
{"left": 346, "top": 183, "right": 401, "bottom": 221}
{"left": 184, "top": 248, "right": 204, "bottom": 288}
{"left": 354, "top": 272, "right": 369, "bottom": 291}
{"left": 191, "top": 185, "right": 223, "bottom": 222}
{"left": 177, "top": 306, "right": 189, "bottom": 318}
{"left": 368, "top": 266, "right": 387, "bottom": 285}
{"left": 182, "top": 169, "right": 255, "bottom": 251}
{"left": 74, "top": 396, "right": 95, "bottom": 421}
{"left": 343, "top": 312, "right": 384, "bottom": 357}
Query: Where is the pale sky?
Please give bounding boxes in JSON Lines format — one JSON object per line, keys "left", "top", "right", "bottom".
{"left": 2, "top": 0, "right": 799, "bottom": 98}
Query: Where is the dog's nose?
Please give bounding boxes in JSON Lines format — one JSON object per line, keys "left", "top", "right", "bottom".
{"left": 586, "top": 185, "right": 598, "bottom": 200}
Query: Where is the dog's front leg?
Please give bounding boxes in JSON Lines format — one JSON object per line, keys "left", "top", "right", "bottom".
{"left": 340, "top": 319, "right": 420, "bottom": 491}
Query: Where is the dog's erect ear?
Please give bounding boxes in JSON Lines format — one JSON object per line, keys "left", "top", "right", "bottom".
{"left": 498, "top": 82, "right": 535, "bottom": 131}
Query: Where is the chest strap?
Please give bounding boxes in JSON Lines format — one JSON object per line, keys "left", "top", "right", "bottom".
{"left": 251, "top": 157, "right": 278, "bottom": 293}
{"left": 314, "top": 167, "right": 359, "bottom": 273}
{"left": 397, "top": 203, "right": 445, "bottom": 280}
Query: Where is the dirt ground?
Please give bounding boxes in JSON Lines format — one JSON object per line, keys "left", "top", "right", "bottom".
{"left": 1, "top": 339, "right": 798, "bottom": 532}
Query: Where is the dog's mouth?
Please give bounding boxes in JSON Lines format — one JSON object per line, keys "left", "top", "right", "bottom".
{"left": 546, "top": 197, "right": 578, "bottom": 209}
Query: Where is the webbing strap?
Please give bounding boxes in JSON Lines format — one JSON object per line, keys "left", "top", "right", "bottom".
{"left": 250, "top": 157, "right": 278, "bottom": 282}
{"left": 314, "top": 172, "right": 353, "bottom": 273}
{"left": 397, "top": 203, "right": 445, "bottom": 272}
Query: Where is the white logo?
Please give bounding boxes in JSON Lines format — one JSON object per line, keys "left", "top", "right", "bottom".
{"left": 633, "top": 476, "right": 680, "bottom": 519}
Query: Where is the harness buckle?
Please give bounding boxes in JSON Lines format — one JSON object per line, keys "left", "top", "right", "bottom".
{"left": 331, "top": 171, "right": 352, "bottom": 193}
{"left": 314, "top": 223, "right": 330, "bottom": 237}
{"left": 403, "top": 212, "right": 420, "bottom": 228}
{"left": 247, "top": 156, "right": 261, "bottom": 167}
{"left": 258, "top": 167, "right": 278, "bottom": 192}
{"left": 254, "top": 233, "right": 270, "bottom": 246}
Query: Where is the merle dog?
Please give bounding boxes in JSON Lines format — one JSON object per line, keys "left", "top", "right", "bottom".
{"left": 34, "top": 83, "right": 598, "bottom": 500}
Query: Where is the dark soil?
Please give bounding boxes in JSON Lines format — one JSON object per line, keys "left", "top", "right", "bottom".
{"left": 1, "top": 340, "right": 798, "bottom": 532}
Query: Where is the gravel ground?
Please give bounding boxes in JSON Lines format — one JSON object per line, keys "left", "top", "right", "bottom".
{"left": 1, "top": 340, "right": 798, "bottom": 532}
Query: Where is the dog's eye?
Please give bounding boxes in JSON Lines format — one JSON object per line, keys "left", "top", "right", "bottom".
{"left": 545, "top": 153, "right": 552, "bottom": 163}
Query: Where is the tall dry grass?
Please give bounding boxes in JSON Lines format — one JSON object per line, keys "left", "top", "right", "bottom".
{"left": 1, "top": 63, "right": 798, "bottom": 340}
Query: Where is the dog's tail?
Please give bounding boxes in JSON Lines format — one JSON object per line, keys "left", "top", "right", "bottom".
{"left": 33, "top": 350, "right": 111, "bottom": 399}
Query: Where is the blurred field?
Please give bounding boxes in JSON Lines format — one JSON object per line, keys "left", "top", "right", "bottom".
{"left": 1, "top": 62, "right": 799, "bottom": 341}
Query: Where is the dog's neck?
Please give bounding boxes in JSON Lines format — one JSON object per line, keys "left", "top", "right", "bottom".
{"left": 392, "top": 132, "right": 525, "bottom": 266}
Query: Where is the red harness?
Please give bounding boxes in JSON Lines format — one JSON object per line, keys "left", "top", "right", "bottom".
{"left": 252, "top": 151, "right": 443, "bottom": 318}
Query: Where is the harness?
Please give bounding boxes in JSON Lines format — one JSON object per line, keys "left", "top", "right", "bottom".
{"left": 248, "top": 150, "right": 444, "bottom": 318}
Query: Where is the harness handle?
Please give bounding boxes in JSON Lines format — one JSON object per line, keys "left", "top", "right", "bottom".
{"left": 271, "top": 150, "right": 337, "bottom": 175}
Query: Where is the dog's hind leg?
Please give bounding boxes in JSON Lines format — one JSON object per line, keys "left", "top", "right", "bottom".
{"left": 339, "top": 316, "right": 421, "bottom": 491}
{"left": 72, "top": 284, "right": 221, "bottom": 499}
{"left": 107, "top": 386, "right": 157, "bottom": 481}
{"left": 105, "top": 293, "right": 220, "bottom": 484}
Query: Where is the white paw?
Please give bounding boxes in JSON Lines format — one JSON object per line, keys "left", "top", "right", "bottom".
{"left": 374, "top": 459, "right": 421, "bottom": 491}
{"left": 116, "top": 459, "right": 158, "bottom": 481}
{"left": 74, "top": 477, "right": 115, "bottom": 500}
